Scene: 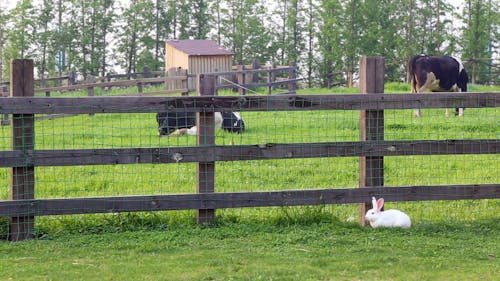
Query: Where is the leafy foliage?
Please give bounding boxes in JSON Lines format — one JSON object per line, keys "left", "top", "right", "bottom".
{"left": 0, "top": 1, "right": 498, "bottom": 86}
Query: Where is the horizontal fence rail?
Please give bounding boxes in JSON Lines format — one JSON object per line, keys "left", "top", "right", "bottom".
{"left": 1, "top": 92, "right": 498, "bottom": 114}
{"left": 36, "top": 77, "right": 167, "bottom": 93}
{"left": 1, "top": 185, "right": 498, "bottom": 217}
{"left": 0, "top": 140, "right": 499, "bottom": 167}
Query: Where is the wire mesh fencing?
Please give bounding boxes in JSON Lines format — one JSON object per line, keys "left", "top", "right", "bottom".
{"left": 0, "top": 58, "right": 498, "bottom": 240}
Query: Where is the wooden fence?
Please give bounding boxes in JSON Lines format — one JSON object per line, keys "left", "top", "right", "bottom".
{"left": 0, "top": 57, "right": 498, "bottom": 241}
{"left": 215, "top": 62, "right": 298, "bottom": 95}
{"left": 1, "top": 63, "right": 297, "bottom": 125}
{"left": 0, "top": 62, "right": 297, "bottom": 98}
{"left": 0, "top": 66, "right": 164, "bottom": 88}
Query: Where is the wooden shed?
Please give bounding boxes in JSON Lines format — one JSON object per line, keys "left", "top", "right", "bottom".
{"left": 165, "top": 40, "right": 234, "bottom": 91}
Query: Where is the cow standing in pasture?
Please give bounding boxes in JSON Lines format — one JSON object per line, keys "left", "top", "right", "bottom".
{"left": 156, "top": 111, "right": 245, "bottom": 136}
{"left": 408, "top": 55, "right": 469, "bottom": 117}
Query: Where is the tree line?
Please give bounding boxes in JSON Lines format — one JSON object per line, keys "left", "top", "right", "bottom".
{"left": 0, "top": 0, "right": 498, "bottom": 87}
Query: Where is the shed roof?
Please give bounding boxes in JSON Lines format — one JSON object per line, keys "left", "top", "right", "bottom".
{"left": 167, "top": 40, "right": 234, "bottom": 56}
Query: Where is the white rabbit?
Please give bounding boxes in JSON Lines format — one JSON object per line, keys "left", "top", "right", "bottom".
{"left": 365, "top": 197, "right": 411, "bottom": 228}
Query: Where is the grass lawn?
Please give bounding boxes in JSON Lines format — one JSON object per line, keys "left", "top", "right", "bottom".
{"left": 0, "top": 83, "right": 498, "bottom": 280}
{"left": 0, "top": 214, "right": 498, "bottom": 281}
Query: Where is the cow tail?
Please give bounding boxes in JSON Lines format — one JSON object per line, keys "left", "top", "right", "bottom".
{"left": 458, "top": 69, "right": 468, "bottom": 92}
{"left": 456, "top": 68, "right": 469, "bottom": 116}
{"left": 408, "top": 56, "right": 417, "bottom": 92}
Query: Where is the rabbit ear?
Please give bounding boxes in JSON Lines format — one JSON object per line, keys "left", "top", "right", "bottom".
{"left": 377, "top": 198, "right": 385, "bottom": 211}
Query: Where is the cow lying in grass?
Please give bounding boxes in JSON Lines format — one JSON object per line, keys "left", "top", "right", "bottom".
{"left": 156, "top": 111, "right": 245, "bottom": 136}
{"left": 409, "top": 55, "right": 469, "bottom": 117}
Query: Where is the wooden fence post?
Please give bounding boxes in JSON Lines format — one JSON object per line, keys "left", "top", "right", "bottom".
{"left": 143, "top": 66, "right": 150, "bottom": 78}
{"left": 268, "top": 63, "right": 277, "bottom": 95}
{"left": 137, "top": 81, "right": 143, "bottom": 94}
{"left": 181, "top": 69, "right": 189, "bottom": 96}
{"left": 68, "top": 71, "right": 77, "bottom": 86}
{"left": 1, "top": 85, "right": 10, "bottom": 125}
{"left": 87, "top": 76, "right": 95, "bottom": 97}
{"left": 252, "top": 58, "right": 260, "bottom": 84}
{"left": 237, "top": 65, "right": 246, "bottom": 95}
{"left": 10, "top": 59, "right": 35, "bottom": 241}
{"left": 288, "top": 61, "right": 297, "bottom": 94}
{"left": 358, "top": 56, "right": 385, "bottom": 226}
{"left": 41, "top": 76, "right": 50, "bottom": 97}
{"left": 166, "top": 68, "right": 175, "bottom": 91}
{"left": 197, "top": 74, "right": 216, "bottom": 224}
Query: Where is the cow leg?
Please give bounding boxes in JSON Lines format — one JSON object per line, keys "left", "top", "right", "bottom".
{"left": 411, "top": 81, "right": 422, "bottom": 117}
{"left": 414, "top": 84, "right": 422, "bottom": 117}
{"left": 414, "top": 72, "right": 439, "bottom": 118}
{"left": 450, "top": 108, "right": 464, "bottom": 117}
{"left": 446, "top": 106, "right": 464, "bottom": 117}
{"left": 449, "top": 85, "right": 464, "bottom": 117}
{"left": 414, "top": 86, "right": 428, "bottom": 117}
{"left": 214, "top": 112, "right": 223, "bottom": 129}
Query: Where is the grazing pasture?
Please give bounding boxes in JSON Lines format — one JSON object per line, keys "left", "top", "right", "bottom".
{"left": 0, "top": 83, "right": 498, "bottom": 221}
{"left": 0, "top": 81, "right": 498, "bottom": 280}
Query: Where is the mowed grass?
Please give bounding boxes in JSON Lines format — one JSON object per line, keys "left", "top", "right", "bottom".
{"left": 0, "top": 214, "right": 498, "bottom": 281}
{"left": 0, "top": 83, "right": 499, "bottom": 280}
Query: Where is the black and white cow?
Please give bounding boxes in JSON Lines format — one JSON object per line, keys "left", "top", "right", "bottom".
{"left": 156, "top": 111, "right": 245, "bottom": 136}
{"left": 408, "top": 55, "right": 468, "bottom": 117}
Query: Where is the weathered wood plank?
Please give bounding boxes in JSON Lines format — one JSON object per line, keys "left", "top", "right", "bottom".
{"left": 0, "top": 184, "right": 497, "bottom": 217}
{"left": 1, "top": 92, "right": 498, "bottom": 114}
{"left": 0, "top": 140, "right": 498, "bottom": 167}
{"left": 359, "top": 56, "right": 385, "bottom": 225}
{"left": 219, "top": 65, "right": 293, "bottom": 76}
{"left": 197, "top": 74, "right": 216, "bottom": 224}
{"left": 10, "top": 59, "right": 35, "bottom": 241}
{"left": 36, "top": 77, "right": 168, "bottom": 93}
{"left": 216, "top": 78, "right": 303, "bottom": 90}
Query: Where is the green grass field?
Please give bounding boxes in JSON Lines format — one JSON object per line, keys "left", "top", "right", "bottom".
{"left": 0, "top": 83, "right": 498, "bottom": 280}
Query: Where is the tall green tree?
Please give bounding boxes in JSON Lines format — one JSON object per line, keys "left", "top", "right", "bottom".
{"left": 210, "top": 0, "right": 223, "bottom": 44}
{"left": 271, "top": 0, "right": 291, "bottom": 65}
{"left": 461, "top": 0, "right": 499, "bottom": 84}
{"left": 34, "top": 0, "right": 56, "bottom": 78}
{"left": 115, "top": 0, "right": 155, "bottom": 74}
{"left": 3, "top": 0, "right": 36, "bottom": 75}
{"left": 357, "top": 0, "right": 407, "bottom": 81}
{"left": 274, "top": 0, "right": 304, "bottom": 65}
{"left": 0, "top": 2, "right": 8, "bottom": 81}
{"left": 152, "top": 0, "right": 175, "bottom": 70}
{"left": 412, "top": 0, "right": 454, "bottom": 55}
{"left": 219, "top": 0, "right": 271, "bottom": 64}
{"left": 74, "top": 0, "right": 91, "bottom": 77}
{"left": 342, "top": 0, "right": 362, "bottom": 86}
{"left": 317, "top": 0, "right": 344, "bottom": 87}
{"left": 94, "top": 0, "right": 116, "bottom": 76}
{"left": 176, "top": 0, "right": 191, "bottom": 39}
{"left": 52, "top": 0, "right": 70, "bottom": 77}
{"left": 90, "top": 0, "right": 115, "bottom": 76}
{"left": 303, "top": 0, "right": 319, "bottom": 87}
{"left": 62, "top": 1, "right": 81, "bottom": 74}
{"left": 190, "top": 0, "right": 211, "bottom": 39}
